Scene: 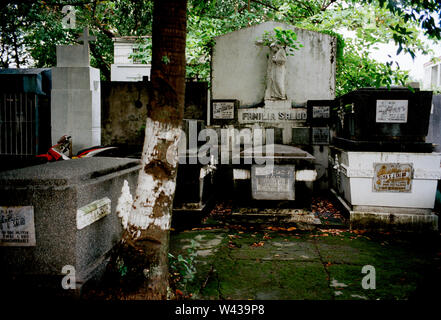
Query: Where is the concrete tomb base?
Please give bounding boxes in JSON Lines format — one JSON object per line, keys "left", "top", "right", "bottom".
{"left": 330, "top": 147, "right": 441, "bottom": 232}
{"left": 0, "top": 157, "right": 141, "bottom": 294}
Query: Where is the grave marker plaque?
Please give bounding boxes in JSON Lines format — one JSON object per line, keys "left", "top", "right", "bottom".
{"left": 76, "top": 197, "right": 111, "bottom": 230}
{"left": 251, "top": 165, "right": 295, "bottom": 200}
{"left": 375, "top": 100, "right": 408, "bottom": 123}
{"left": 307, "top": 100, "right": 335, "bottom": 126}
{"left": 213, "top": 101, "right": 234, "bottom": 119}
{"left": 292, "top": 127, "right": 310, "bottom": 145}
{"left": 373, "top": 163, "right": 412, "bottom": 192}
{"left": 0, "top": 206, "right": 36, "bottom": 247}
{"left": 211, "top": 100, "right": 237, "bottom": 124}
{"left": 312, "top": 127, "right": 329, "bottom": 145}
{"left": 239, "top": 108, "right": 307, "bottom": 124}
{"left": 312, "top": 106, "right": 330, "bottom": 119}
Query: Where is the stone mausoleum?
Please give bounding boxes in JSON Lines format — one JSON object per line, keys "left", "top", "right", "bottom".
{"left": 208, "top": 21, "right": 336, "bottom": 216}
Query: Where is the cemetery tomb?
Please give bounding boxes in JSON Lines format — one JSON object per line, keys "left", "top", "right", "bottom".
{"left": 235, "top": 144, "right": 316, "bottom": 204}
{"left": 330, "top": 87, "right": 440, "bottom": 231}
{"left": 333, "top": 87, "right": 433, "bottom": 152}
{"left": 173, "top": 120, "right": 217, "bottom": 215}
{"left": 110, "top": 36, "right": 151, "bottom": 82}
{"left": 0, "top": 157, "right": 140, "bottom": 293}
{"left": 51, "top": 27, "right": 101, "bottom": 154}
{"left": 210, "top": 21, "right": 336, "bottom": 200}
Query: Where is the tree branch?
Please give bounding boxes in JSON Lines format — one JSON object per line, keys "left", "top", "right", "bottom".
{"left": 250, "top": 0, "right": 278, "bottom": 12}
{"left": 297, "top": 1, "right": 316, "bottom": 16}
{"left": 321, "top": 0, "right": 338, "bottom": 11}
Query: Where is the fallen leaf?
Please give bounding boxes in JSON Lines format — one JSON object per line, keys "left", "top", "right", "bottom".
{"left": 251, "top": 241, "right": 265, "bottom": 247}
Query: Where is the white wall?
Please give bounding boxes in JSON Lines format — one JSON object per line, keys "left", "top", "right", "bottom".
{"left": 423, "top": 60, "right": 441, "bottom": 90}
{"left": 111, "top": 64, "right": 151, "bottom": 82}
{"left": 111, "top": 39, "right": 151, "bottom": 82}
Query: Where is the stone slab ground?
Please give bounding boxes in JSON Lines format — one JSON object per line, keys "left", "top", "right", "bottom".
{"left": 169, "top": 226, "right": 441, "bottom": 300}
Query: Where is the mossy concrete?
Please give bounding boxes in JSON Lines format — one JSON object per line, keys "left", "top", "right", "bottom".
{"left": 170, "top": 228, "right": 441, "bottom": 300}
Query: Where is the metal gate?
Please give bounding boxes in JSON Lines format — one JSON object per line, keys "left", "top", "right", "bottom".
{"left": 0, "top": 93, "right": 38, "bottom": 157}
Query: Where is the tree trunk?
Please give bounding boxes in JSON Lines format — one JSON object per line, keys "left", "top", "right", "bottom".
{"left": 115, "top": 0, "right": 187, "bottom": 300}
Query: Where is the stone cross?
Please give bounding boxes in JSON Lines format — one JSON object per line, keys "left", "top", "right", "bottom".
{"left": 77, "top": 27, "right": 96, "bottom": 47}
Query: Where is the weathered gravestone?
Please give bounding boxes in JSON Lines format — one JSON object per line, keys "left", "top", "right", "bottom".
{"left": 51, "top": 27, "right": 101, "bottom": 154}
{"left": 330, "top": 87, "right": 440, "bottom": 232}
{"left": 0, "top": 157, "right": 140, "bottom": 294}
{"left": 231, "top": 144, "right": 317, "bottom": 209}
{"left": 210, "top": 21, "right": 336, "bottom": 191}
{"left": 172, "top": 120, "right": 217, "bottom": 224}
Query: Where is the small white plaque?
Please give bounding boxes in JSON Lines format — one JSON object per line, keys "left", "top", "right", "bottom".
{"left": 376, "top": 100, "right": 408, "bottom": 123}
{"left": 312, "top": 106, "right": 330, "bottom": 118}
{"left": 213, "top": 101, "right": 234, "bottom": 119}
{"left": 0, "top": 206, "right": 36, "bottom": 247}
{"left": 77, "top": 197, "right": 111, "bottom": 230}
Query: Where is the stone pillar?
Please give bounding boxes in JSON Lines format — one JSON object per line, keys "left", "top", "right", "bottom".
{"left": 51, "top": 29, "right": 101, "bottom": 154}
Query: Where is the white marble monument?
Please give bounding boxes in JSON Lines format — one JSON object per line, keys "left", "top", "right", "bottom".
{"left": 211, "top": 22, "right": 336, "bottom": 191}
{"left": 211, "top": 21, "right": 336, "bottom": 143}
{"left": 51, "top": 27, "right": 101, "bottom": 154}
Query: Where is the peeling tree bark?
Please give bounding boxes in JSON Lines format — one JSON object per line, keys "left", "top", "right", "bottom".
{"left": 116, "top": 0, "right": 187, "bottom": 300}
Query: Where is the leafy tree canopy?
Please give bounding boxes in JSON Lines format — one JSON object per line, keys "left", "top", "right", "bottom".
{"left": 1, "top": 0, "right": 440, "bottom": 94}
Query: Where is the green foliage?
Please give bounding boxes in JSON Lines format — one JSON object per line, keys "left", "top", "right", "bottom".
{"left": 116, "top": 256, "right": 128, "bottom": 277}
{"left": 161, "top": 55, "right": 170, "bottom": 65}
{"left": 130, "top": 37, "right": 152, "bottom": 64}
{"left": 258, "top": 27, "right": 303, "bottom": 56}
{"left": 336, "top": 39, "right": 410, "bottom": 96}
{"left": 168, "top": 240, "right": 198, "bottom": 291}
{"left": 2, "top": 0, "right": 440, "bottom": 88}
{"left": 1, "top": 1, "right": 154, "bottom": 80}
{"left": 0, "top": 3, "right": 32, "bottom": 68}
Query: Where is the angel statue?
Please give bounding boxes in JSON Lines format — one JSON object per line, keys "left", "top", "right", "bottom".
{"left": 264, "top": 42, "right": 287, "bottom": 101}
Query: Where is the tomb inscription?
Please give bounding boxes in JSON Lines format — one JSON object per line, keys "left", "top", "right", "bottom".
{"left": 312, "top": 106, "right": 330, "bottom": 119}
{"left": 77, "top": 197, "right": 111, "bottom": 230}
{"left": 0, "top": 206, "right": 36, "bottom": 247}
{"left": 376, "top": 100, "right": 408, "bottom": 123}
{"left": 252, "top": 165, "right": 295, "bottom": 200}
{"left": 239, "top": 108, "right": 307, "bottom": 124}
{"left": 373, "top": 163, "right": 412, "bottom": 192}
{"left": 213, "top": 101, "right": 235, "bottom": 119}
